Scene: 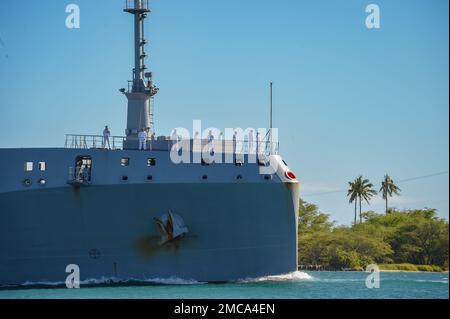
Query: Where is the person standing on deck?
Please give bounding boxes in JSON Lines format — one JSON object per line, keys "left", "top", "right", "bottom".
{"left": 248, "top": 130, "right": 254, "bottom": 154}
{"left": 218, "top": 132, "right": 224, "bottom": 153}
{"left": 82, "top": 164, "right": 90, "bottom": 182}
{"left": 207, "top": 130, "right": 215, "bottom": 154}
{"left": 149, "top": 132, "right": 155, "bottom": 151}
{"left": 103, "top": 126, "right": 111, "bottom": 149}
{"left": 256, "top": 131, "right": 260, "bottom": 158}
{"left": 232, "top": 131, "right": 238, "bottom": 161}
{"left": 138, "top": 128, "right": 148, "bottom": 151}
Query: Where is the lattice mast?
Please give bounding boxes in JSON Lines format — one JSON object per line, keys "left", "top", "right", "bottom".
{"left": 122, "top": 0, "right": 159, "bottom": 148}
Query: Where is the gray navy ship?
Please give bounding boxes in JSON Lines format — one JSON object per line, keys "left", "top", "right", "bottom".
{"left": 0, "top": 0, "right": 299, "bottom": 285}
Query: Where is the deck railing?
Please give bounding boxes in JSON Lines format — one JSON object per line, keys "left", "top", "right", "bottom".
{"left": 64, "top": 134, "right": 279, "bottom": 155}
{"left": 64, "top": 134, "right": 125, "bottom": 150}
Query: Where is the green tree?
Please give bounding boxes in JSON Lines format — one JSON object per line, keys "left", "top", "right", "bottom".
{"left": 347, "top": 179, "right": 359, "bottom": 225}
{"left": 298, "top": 199, "right": 333, "bottom": 234}
{"left": 348, "top": 176, "right": 377, "bottom": 224}
{"left": 389, "top": 209, "right": 449, "bottom": 265}
{"left": 379, "top": 174, "right": 401, "bottom": 214}
{"left": 297, "top": 199, "right": 449, "bottom": 271}
{"left": 357, "top": 177, "right": 377, "bottom": 223}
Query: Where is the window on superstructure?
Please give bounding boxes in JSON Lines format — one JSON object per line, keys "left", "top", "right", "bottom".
{"left": 121, "top": 158, "right": 130, "bottom": 166}
{"left": 24, "top": 162, "right": 33, "bottom": 172}
{"left": 147, "top": 158, "right": 156, "bottom": 166}
{"left": 38, "top": 162, "right": 46, "bottom": 171}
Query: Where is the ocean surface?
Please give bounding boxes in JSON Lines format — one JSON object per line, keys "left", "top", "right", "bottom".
{"left": 0, "top": 271, "right": 448, "bottom": 299}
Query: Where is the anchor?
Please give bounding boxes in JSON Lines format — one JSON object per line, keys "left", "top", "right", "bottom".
{"left": 153, "top": 210, "right": 188, "bottom": 245}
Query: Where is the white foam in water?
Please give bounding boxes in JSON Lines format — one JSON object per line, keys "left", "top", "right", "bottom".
{"left": 21, "top": 277, "right": 121, "bottom": 287}
{"left": 19, "top": 276, "right": 204, "bottom": 287}
{"left": 239, "top": 271, "right": 313, "bottom": 283}
{"left": 81, "top": 277, "right": 121, "bottom": 285}
{"left": 22, "top": 280, "right": 65, "bottom": 286}
{"left": 17, "top": 272, "right": 312, "bottom": 288}
{"left": 142, "top": 276, "right": 205, "bottom": 285}
{"left": 415, "top": 279, "right": 449, "bottom": 284}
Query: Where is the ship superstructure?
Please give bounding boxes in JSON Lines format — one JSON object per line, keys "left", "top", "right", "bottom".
{"left": 0, "top": 0, "right": 299, "bottom": 285}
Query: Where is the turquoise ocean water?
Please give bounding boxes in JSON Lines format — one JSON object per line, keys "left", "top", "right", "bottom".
{"left": 0, "top": 271, "right": 448, "bottom": 299}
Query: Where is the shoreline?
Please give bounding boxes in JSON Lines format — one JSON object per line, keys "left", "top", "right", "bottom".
{"left": 299, "top": 269, "right": 449, "bottom": 273}
{"left": 379, "top": 270, "right": 449, "bottom": 273}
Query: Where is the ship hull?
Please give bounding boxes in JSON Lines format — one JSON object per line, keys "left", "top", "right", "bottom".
{"left": 0, "top": 182, "right": 298, "bottom": 285}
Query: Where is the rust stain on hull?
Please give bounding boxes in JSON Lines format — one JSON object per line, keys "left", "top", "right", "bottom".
{"left": 135, "top": 235, "right": 195, "bottom": 259}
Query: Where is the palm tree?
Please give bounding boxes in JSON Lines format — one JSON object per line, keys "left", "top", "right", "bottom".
{"left": 348, "top": 176, "right": 377, "bottom": 224}
{"left": 347, "top": 179, "right": 359, "bottom": 225}
{"left": 379, "top": 174, "right": 401, "bottom": 214}
{"left": 358, "top": 177, "right": 377, "bottom": 223}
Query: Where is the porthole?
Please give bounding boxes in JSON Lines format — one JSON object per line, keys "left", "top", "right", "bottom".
{"left": 236, "top": 175, "right": 243, "bottom": 180}
{"left": 23, "top": 179, "right": 32, "bottom": 186}
{"left": 202, "top": 175, "right": 208, "bottom": 180}
{"left": 264, "top": 175, "right": 272, "bottom": 181}
{"left": 122, "top": 176, "right": 128, "bottom": 181}
{"left": 38, "top": 178, "right": 46, "bottom": 185}
{"left": 147, "top": 175, "right": 153, "bottom": 181}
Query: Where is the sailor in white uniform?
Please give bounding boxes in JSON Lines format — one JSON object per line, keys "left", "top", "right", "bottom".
{"left": 103, "top": 125, "right": 111, "bottom": 149}
{"left": 207, "top": 130, "right": 215, "bottom": 154}
{"left": 218, "top": 132, "right": 224, "bottom": 152}
{"left": 248, "top": 130, "right": 254, "bottom": 154}
{"left": 232, "top": 131, "right": 237, "bottom": 156}
{"left": 138, "top": 128, "right": 148, "bottom": 151}
{"left": 256, "top": 131, "right": 260, "bottom": 157}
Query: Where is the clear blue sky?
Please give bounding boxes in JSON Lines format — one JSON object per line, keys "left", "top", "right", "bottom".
{"left": 0, "top": 0, "right": 448, "bottom": 224}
